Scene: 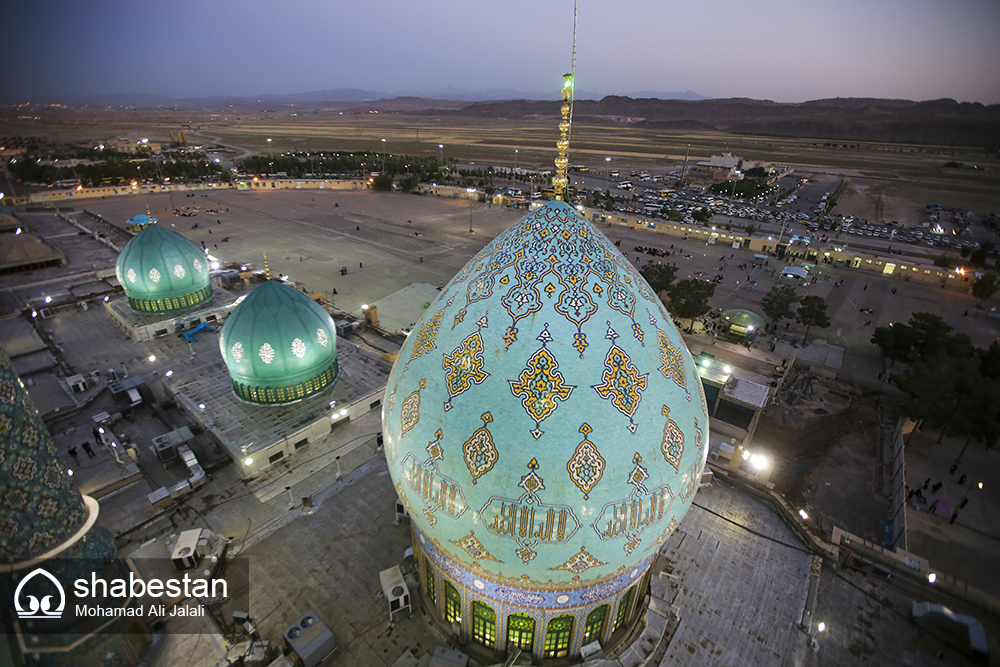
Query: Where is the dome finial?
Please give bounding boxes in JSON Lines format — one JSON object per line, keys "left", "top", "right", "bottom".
{"left": 553, "top": 1, "right": 577, "bottom": 201}
{"left": 263, "top": 252, "right": 271, "bottom": 281}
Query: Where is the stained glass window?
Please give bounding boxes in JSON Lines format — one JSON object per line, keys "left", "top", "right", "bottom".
{"left": 506, "top": 613, "right": 535, "bottom": 652}
{"left": 443, "top": 580, "right": 461, "bottom": 624}
{"left": 543, "top": 614, "right": 574, "bottom": 659}
{"left": 424, "top": 557, "right": 436, "bottom": 605}
{"left": 584, "top": 605, "right": 608, "bottom": 644}
{"left": 614, "top": 586, "right": 634, "bottom": 632}
{"left": 471, "top": 601, "right": 496, "bottom": 649}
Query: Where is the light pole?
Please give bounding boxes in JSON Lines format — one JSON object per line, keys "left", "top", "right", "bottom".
{"left": 606, "top": 156, "right": 612, "bottom": 183}
{"left": 438, "top": 144, "right": 444, "bottom": 171}
{"left": 467, "top": 187, "right": 476, "bottom": 233}
{"left": 514, "top": 148, "right": 519, "bottom": 174}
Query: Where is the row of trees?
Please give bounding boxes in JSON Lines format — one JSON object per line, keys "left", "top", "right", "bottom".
{"left": 9, "top": 155, "right": 221, "bottom": 186}
{"left": 872, "top": 313, "right": 1000, "bottom": 452}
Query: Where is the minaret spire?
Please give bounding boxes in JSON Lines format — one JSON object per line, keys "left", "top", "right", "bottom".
{"left": 553, "top": 0, "right": 578, "bottom": 201}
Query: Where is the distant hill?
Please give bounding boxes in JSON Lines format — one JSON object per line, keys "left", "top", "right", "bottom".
{"left": 425, "top": 96, "right": 1000, "bottom": 146}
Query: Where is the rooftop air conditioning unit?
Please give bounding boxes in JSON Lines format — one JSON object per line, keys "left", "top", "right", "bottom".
{"left": 284, "top": 612, "right": 337, "bottom": 667}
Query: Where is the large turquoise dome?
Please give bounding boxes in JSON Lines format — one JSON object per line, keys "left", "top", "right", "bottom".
{"left": 115, "top": 224, "right": 211, "bottom": 313}
{"left": 219, "top": 280, "right": 339, "bottom": 405}
{"left": 382, "top": 201, "right": 709, "bottom": 660}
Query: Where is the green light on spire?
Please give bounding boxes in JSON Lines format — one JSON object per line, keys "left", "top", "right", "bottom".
{"left": 563, "top": 74, "right": 574, "bottom": 89}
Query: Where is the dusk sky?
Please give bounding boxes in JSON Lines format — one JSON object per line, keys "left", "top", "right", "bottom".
{"left": 6, "top": 0, "right": 1000, "bottom": 104}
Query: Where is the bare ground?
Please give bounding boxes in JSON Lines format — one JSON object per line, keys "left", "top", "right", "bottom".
{"left": 755, "top": 368, "right": 891, "bottom": 544}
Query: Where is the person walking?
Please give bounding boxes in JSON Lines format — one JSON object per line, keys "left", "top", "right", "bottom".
{"left": 68, "top": 445, "right": 79, "bottom": 464}
{"left": 81, "top": 441, "right": 95, "bottom": 458}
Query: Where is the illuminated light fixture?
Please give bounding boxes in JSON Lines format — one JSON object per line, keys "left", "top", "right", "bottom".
{"left": 817, "top": 622, "right": 826, "bottom": 633}
{"left": 747, "top": 325, "right": 755, "bottom": 332}
{"left": 103, "top": 296, "right": 110, "bottom": 302}
{"left": 927, "top": 573, "right": 937, "bottom": 584}
{"left": 148, "top": 355, "right": 156, "bottom": 362}
{"left": 329, "top": 400, "right": 337, "bottom": 407}
{"left": 198, "top": 403, "right": 206, "bottom": 410}
{"left": 741, "top": 449, "right": 751, "bottom": 461}
{"left": 244, "top": 457, "right": 253, "bottom": 466}
{"left": 799, "top": 509, "right": 809, "bottom": 520}
{"left": 44, "top": 296, "right": 52, "bottom": 304}
{"left": 339, "top": 409, "right": 347, "bottom": 417}
{"left": 700, "top": 358, "right": 711, "bottom": 368}
{"left": 15, "top": 228, "right": 21, "bottom": 235}
{"left": 67, "top": 469, "right": 74, "bottom": 476}
{"left": 361, "top": 304, "right": 369, "bottom": 310}
{"left": 165, "top": 370, "right": 173, "bottom": 377}
{"left": 31, "top": 310, "right": 37, "bottom": 318}
{"left": 978, "top": 482, "right": 983, "bottom": 489}
{"left": 749, "top": 454, "right": 768, "bottom": 470}
{"left": 723, "top": 365, "right": 733, "bottom": 374}
{"left": 98, "top": 427, "right": 105, "bottom": 434}
{"left": 211, "top": 262, "right": 221, "bottom": 270}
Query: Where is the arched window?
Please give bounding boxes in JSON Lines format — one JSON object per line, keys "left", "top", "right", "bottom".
{"left": 443, "top": 580, "right": 462, "bottom": 624}
{"left": 613, "top": 586, "right": 635, "bottom": 632}
{"left": 543, "top": 614, "right": 574, "bottom": 659}
{"left": 506, "top": 613, "right": 535, "bottom": 653}
{"left": 583, "top": 605, "right": 608, "bottom": 644}
{"left": 471, "top": 601, "right": 496, "bottom": 649}
{"left": 424, "top": 557, "right": 436, "bottom": 605}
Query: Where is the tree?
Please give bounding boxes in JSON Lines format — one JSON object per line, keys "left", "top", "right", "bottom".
{"left": 745, "top": 225, "right": 757, "bottom": 236}
{"left": 795, "top": 295, "right": 831, "bottom": 341}
{"left": 639, "top": 262, "right": 678, "bottom": 296}
{"left": 872, "top": 312, "right": 975, "bottom": 366}
{"left": 397, "top": 174, "right": 419, "bottom": 192}
{"left": 972, "top": 272, "right": 999, "bottom": 303}
{"left": 760, "top": 285, "right": 798, "bottom": 329}
{"left": 371, "top": 174, "right": 394, "bottom": 191}
{"left": 970, "top": 248, "right": 988, "bottom": 267}
{"left": 692, "top": 207, "right": 713, "bottom": 223}
{"left": 665, "top": 279, "right": 717, "bottom": 332}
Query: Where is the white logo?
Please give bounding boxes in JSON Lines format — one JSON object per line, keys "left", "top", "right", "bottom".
{"left": 14, "top": 567, "right": 65, "bottom": 619}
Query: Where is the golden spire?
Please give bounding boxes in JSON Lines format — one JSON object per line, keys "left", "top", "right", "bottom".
{"left": 263, "top": 253, "right": 271, "bottom": 281}
{"left": 145, "top": 203, "right": 154, "bottom": 224}
{"left": 553, "top": 0, "right": 578, "bottom": 201}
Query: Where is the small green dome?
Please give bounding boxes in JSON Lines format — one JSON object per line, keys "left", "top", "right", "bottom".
{"left": 115, "top": 224, "right": 211, "bottom": 313}
{"left": 126, "top": 213, "right": 157, "bottom": 233}
{"left": 219, "top": 281, "right": 339, "bottom": 405}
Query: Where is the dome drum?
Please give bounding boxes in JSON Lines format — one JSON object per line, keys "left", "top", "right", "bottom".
{"left": 414, "top": 525, "right": 651, "bottom": 661}
{"left": 127, "top": 283, "right": 212, "bottom": 314}
{"left": 230, "top": 359, "right": 338, "bottom": 405}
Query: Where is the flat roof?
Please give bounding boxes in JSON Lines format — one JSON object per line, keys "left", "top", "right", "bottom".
{"left": 165, "top": 339, "right": 392, "bottom": 458}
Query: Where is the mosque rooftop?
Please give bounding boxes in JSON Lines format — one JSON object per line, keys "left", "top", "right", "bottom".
{"left": 164, "top": 338, "right": 392, "bottom": 459}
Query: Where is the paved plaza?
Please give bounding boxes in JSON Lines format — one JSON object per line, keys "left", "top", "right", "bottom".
{"left": 3, "top": 189, "right": 999, "bottom": 665}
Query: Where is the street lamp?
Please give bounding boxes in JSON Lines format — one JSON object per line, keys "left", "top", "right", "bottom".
{"left": 467, "top": 187, "right": 476, "bottom": 233}
{"left": 514, "top": 148, "right": 519, "bottom": 173}
{"left": 438, "top": 144, "right": 444, "bottom": 172}
{"left": 381, "top": 138, "right": 386, "bottom": 172}
{"left": 606, "top": 156, "right": 612, "bottom": 181}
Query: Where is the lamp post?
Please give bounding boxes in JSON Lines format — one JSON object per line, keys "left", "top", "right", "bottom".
{"left": 438, "top": 144, "right": 444, "bottom": 167}
{"left": 381, "top": 138, "right": 386, "bottom": 173}
{"left": 606, "top": 156, "right": 612, "bottom": 183}
{"left": 467, "top": 187, "right": 476, "bottom": 233}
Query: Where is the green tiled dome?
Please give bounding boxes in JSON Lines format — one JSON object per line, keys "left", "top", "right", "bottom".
{"left": 115, "top": 224, "right": 211, "bottom": 313}
{"left": 219, "top": 281, "right": 339, "bottom": 405}
{"left": 0, "top": 348, "right": 88, "bottom": 560}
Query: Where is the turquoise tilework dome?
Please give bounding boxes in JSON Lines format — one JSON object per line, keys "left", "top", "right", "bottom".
{"left": 115, "top": 223, "right": 211, "bottom": 313}
{"left": 383, "top": 200, "right": 708, "bottom": 590}
{"left": 219, "top": 280, "right": 339, "bottom": 405}
{"left": 0, "top": 348, "right": 88, "bottom": 560}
